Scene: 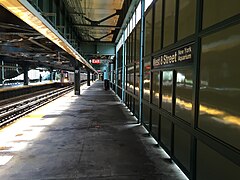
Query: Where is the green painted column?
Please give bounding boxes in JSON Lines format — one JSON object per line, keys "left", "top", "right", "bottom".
{"left": 23, "top": 64, "right": 29, "bottom": 86}
{"left": 74, "top": 67, "right": 80, "bottom": 95}
{"left": 0, "top": 61, "right": 4, "bottom": 85}
{"left": 87, "top": 70, "right": 90, "bottom": 86}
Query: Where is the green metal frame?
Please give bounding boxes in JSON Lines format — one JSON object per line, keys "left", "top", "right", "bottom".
{"left": 113, "top": 0, "right": 240, "bottom": 179}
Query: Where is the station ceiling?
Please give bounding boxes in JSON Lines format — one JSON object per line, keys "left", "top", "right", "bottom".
{"left": 64, "top": 0, "right": 125, "bottom": 42}
{"left": 0, "top": 0, "right": 131, "bottom": 72}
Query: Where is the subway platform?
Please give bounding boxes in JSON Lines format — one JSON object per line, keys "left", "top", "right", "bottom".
{"left": 0, "top": 81, "right": 187, "bottom": 180}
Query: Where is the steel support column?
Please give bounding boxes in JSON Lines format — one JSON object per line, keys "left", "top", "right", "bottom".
{"left": 91, "top": 73, "right": 94, "bottom": 82}
{"left": 87, "top": 70, "right": 90, "bottom": 86}
{"left": 122, "top": 32, "right": 126, "bottom": 103}
{"left": 74, "top": 67, "right": 80, "bottom": 95}
{"left": 139, "top": 0, "right": 145, "bottom": 124}
{"left": 0, "top": 61, "right": 4, "bottom": 84}
{"left": 49, "top": 68, "right": 53, "bottom": 81}
{"left": 110, "top": 63, "right": 114, "bottom": 86}
{"left": 23, "top": 64, "right": 29, "bottom": 86}
{"left": 115, "top": 44, "right": 118, "bottom": 94}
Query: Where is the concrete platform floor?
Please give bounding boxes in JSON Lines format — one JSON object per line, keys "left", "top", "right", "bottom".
{"left": 0, "top": 81, "right": 188, "bottom": 180}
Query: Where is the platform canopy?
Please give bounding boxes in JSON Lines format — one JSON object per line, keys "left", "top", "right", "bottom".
{"left": 0, "top": 0, "right": 129, "bottom": 73}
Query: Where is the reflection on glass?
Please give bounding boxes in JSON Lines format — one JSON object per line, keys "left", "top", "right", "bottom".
{"left": 135, "top": 64, "right": 140, "bottom": 96}
{"left": 161, "top": 116, "right": 171, "bottom": 150}
{"left": 203, "top": 0, "right": 240, "bottom": 28}
{"left": 152, "top": 71, "right": 160, "bottom": 105}
{"left": 135, "top": 99, "right": 139, "bottom": 118}
{"left": 129, "top": 34, "right": 132, "bottom": 64}
{"left": 127, "top": 65, "right": 134, "bottom": 93}
{"left": 143, "top": 104, "right": 150, "bottom": 129}
{"left": 125, "top": 39, "right": 128, "bottom": 65}
{"left": 178, "top": 0, "right": 196, "bottom": 40}
{"left": 162, "top": 71, "right": 173, "bottom": 112}
{"left": 117, "top": 47, "right": 123, "bottom": 68}
{"left": 144, "top": 8, "right": 153, "bottom": 56}
{"left": 154, "top": 0, "right": 162, "bottom": 52}
{"left": 143, "top": 58, "right": 151, "bottom": 101}
{"left": 196, "top": 140, "right": 240, "bottom": 180}
{"left": 151, "top": 110, "right": 159, "bottom": 140}
{"left": 136, "top": 23, "right": 141, "bottom": 62}
{"left": 130, "top": 97, "right": 134, "bottom": 112}
{"left": 126, "top": 66, "right": 129, "bottom": 90}
{"left": 199, "top": 24, "right": 240, "bottom": 150}
{"left": 118, "top": 69, "right": 122, "bottom": 86}
{"left": 175, "top": 69, "right": 193, "bottom": 123}
{"left": 163, "top": 0, "right": 175, "bottom": 47}
{"left": 174, "top": 125, "right": 191, "bottom": 171}
{"left": 132, "top": 30, "right": 136, "bottom": 62}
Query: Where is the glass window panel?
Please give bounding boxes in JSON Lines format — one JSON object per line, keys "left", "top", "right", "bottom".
{"left": 113, "top": 70, "right": 115, "bottom": 83}
{"left": 196, "top": 141, "right": 240, "bottom": 180}
{"left": 130, "top": 96, "right": 134, "bottom": 112}
{"left": 125, "top": 94, "right": 129, "bottom": 106}
{"left": 126, "top": 66, "right": 129, "bottom": 90}
{"left": 154, "top": 0, "right": 162, "bottom": 52}
{"left": 133, "top": 12, "right": 136, "bottom": 28}
{"left": 163, "top": 0, "right": 176, "bottom": 47}
{"left": 174, "top": 125, "right": 191, "bottom": 171}
{"left": 178, "top": 0, "right": 196, "bottom": 40}
{"left": 135, "top": 63, "right": 140, "bottom": 96}
{"left": 161, "top": 116, "right": 171, "bottom": 150}
{"left": 130, "top": 33, "right": 133, "bottom": 63}
{"left": 152, "top": 71, "right": 160, "bottom": 106}
{"left": 118, "top": 69, "right": 122, "bottom": 86}
{"left": 203, "top": 0, "right": 240, "bottom": 29}
{"left": 117, "top": 47, "right": 123, "bottom": 68}
{"left": 126, "top": 39, "right": 129, "bottom": 65}
{"left": 162, "top": 71, "right": 173, "bottom": 112}
{"left": 135, "top": 99, "right": 139, "bottom": 119}
{"left": 128, "top": 36, "right": 131, "bottom": 64}
{"left": 143, "top": 57, "right": 151, "bottom": 101}
{"left": 143, "top": 104, "right": 150, "bottom": 129}
{"left": 145, "top": 0, "right": 153, "bottom": 11}
{"left": 136, "top": 1, "right": 141, "bottom": 23}
{"left": 132, "top": 29, "right": 136, "bottom": 62}
{"left": 144, "top": 8, "right": 153, "bottom": 56}
{"left": 130, "top": 18, "right": 133, "bottom": 33}
{"left": 199, "top": 24, "right": 240, "bottom": 149}
{"left": 124, "top": 28, "right": 127, "bottom": 41}
{"left": 128, "top": 65, "right": 134, "bottom": 93}
{"left": 136, "top": 23, "right": 141, "bottom": 62}
{"left": 151, "top": 110, "right": 159, "bottom": 140}
{"left": 175, "top": 69, "right": 193, "bottom": 123}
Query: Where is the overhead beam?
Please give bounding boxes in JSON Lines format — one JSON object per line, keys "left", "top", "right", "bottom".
{"left": 0, "top": 32, "right": 40, "bottom": 36}
{"left": 73, "top": 24, "right": 121, "bottom": 29}
{"left": 84, "top": 10, "right": 121, "bottom": 25}
{"left": 99, "top": 32, "right": 113, "bottom": 40}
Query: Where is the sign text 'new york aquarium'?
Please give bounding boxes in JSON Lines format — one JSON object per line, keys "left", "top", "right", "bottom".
{"left": 153, "top": 44, "right": 194, "bottom": 68}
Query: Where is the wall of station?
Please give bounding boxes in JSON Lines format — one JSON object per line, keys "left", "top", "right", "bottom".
{"left": 110, "top": 0, "right": 240, "bottom": 179}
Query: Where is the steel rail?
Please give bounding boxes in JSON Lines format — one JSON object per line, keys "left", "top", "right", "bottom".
{"left": 0, "top": 85, "right": 74, "bottom": 127}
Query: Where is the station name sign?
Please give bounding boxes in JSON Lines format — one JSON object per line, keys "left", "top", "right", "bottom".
{"left": 153, "top": 44, "right": 194, "bottom": 68}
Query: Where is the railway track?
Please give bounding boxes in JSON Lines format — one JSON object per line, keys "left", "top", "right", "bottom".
{"left": 0, "top": 85, "right": 74, "bottom": 128}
